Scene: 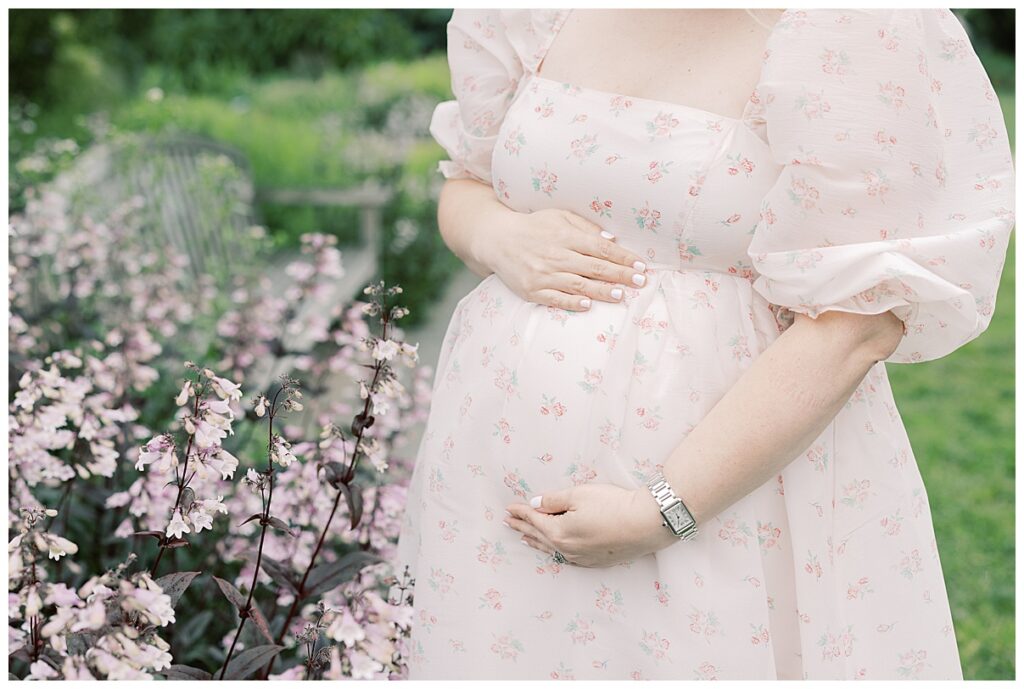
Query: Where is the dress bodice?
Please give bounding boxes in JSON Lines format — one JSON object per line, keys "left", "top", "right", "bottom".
{"left": 491, "top": 71, "right": 781, "bottom": 279}
{"left": 429, "top": 8, "right": 1014, "bottom": 365}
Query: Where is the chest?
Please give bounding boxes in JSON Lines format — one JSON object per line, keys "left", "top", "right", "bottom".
{"left": 537, "top": 9, "right": 781, "bottom": 120}
{"left": 489, "top": 75, "right": 783, "bottom": 276}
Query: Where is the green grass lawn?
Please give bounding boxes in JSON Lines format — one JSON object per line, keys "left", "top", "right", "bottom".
{"left": 886, "top": 92, "right": 1015, "bottom": 680}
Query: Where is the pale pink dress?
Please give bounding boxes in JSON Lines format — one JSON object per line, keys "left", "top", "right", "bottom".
{"left": 392, "top": 8, "right": 1014, "bottom": 680}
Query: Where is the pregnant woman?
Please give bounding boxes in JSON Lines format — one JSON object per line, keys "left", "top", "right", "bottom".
{"left": 393, "top": 8, "right": 1014, "bottom": 680}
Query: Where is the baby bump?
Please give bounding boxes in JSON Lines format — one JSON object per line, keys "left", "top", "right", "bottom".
{"left": 426, "top": 269, "right": 773, "bottom": 510}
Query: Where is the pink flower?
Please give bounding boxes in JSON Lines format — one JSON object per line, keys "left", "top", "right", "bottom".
{"left": 135, "top": 434, "right": 177, "bottom": 474}
{"left": 165, "top": 510, "right": 190, "bottom": 539}
{"left": 210, "top": 375, "right": 242, "bottom": 401}
{"left": 175, "top": 380, "right": 192, "bottom": 406}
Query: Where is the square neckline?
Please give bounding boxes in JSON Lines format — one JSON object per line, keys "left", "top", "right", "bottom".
{"left": 526, "top": 71, "right": 747, "bottom": 126}
{"left": 532, "top": 8, "right": 792, "bottom": 125}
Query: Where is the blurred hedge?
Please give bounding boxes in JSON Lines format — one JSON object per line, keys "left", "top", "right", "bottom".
{"left": 13, "top": 9, "right": 1013, "bottom": 108}
{"left": 10, "top": 8, "right": 451, "bottom": 105}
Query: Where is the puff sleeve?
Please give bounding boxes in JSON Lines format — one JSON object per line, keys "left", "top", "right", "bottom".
{"left": 747, "top": 9, "right": 1015, "bottom": 363}
{"left": 428, "top": 9, "right": 526, "bottom": 187}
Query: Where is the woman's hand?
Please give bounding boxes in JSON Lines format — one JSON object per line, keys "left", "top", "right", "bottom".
{"left": 504, "top": 484, "right": 679, "bottom": 568}
{"left": 475, "top": 208, "right": 650, "bottom": 312}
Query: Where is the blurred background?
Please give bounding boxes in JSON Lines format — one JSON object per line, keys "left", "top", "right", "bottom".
{"left": 7, "top": 8, "right": 1015, "bottom": 679}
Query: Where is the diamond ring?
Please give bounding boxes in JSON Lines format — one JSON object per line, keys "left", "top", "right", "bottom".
{"left": 552, "top": 550, "right": 568, "bottom": 564}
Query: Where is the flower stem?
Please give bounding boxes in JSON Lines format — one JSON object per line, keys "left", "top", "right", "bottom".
{"left": 261, "top": 306, "right": 391, "bottom": 678}
{"left": 217, "top": 387, "right": 283, "bottom": 680}
{"left": 149, "top": 386, "right": 203, "bottom": 576}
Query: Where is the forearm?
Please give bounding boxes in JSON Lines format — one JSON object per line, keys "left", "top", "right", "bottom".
{"left": 635, "top": 310, "right": 905, "bottom": 549}
{"left": 436, "top": 177, "right": 510, "bottom": 279}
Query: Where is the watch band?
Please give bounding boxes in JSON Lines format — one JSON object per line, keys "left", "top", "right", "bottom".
{"left": 645, "top": 470, "right": 698, "bottom": 541}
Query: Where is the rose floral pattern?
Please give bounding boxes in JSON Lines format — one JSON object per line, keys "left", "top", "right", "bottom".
{"left": 393, "top": 8, "right": 1014, "bottom": 680}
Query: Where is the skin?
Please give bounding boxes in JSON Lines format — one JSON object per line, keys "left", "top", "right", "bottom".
{"left": 534, "top": 8, "right": 788, "bottom": 119}
{"left": 436, "top": 9, "right": 907, "bottom": 567}
{"left": 438, "top": 177, "right": 650, "bottom": 310}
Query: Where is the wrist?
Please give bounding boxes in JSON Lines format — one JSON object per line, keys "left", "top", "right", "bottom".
{"left": 630, "top": 488, "right": 685, "bottom": 551}
{"left": 468, "top": 206, "right": 519, "bottom": 274}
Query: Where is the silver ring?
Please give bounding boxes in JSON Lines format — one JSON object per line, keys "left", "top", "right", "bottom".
{"left": 552, "top": 550, "right": 568, "bottom": 564}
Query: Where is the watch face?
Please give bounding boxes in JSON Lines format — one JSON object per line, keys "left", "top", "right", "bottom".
{"left": 665, "top": 502, "right": 694, "bottom": 532}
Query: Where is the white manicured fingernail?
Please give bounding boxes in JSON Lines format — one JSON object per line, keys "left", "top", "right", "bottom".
{"left": 520, "top": 537, "right": 529, "bottom": 546}
{"left": 611, "top": 288, "right": 623, "bottom": 300}
{"left": 632, "top": 273, "right": 646, "bottom": 287}
{"left": 600, "top": 230, "right": 616, "bottom": 240}
{"left": 504, "top": 510, "right": 512, "bottom": 517}
{"left": 579, "top": 297, "right": 591, "bottom": 309}
{"left": 530, "top": 495, "right": 542, "bottom": 508}
{"left": 633, "top": 261, "right": 646, "bottom": 272}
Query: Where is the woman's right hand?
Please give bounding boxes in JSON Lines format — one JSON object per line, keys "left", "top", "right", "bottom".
{"left": 475, "top": 208, "right": 650, "bottom": 312}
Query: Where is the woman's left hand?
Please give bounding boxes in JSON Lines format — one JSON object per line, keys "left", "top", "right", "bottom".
{"left": 504, "top": 484, "right": 678, "bottom": 568}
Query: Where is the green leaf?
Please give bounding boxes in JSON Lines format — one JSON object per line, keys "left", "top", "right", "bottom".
{"left": 10, "top": 647, "right": 32, "bottom": 663}
{"left": 222, "top": 644, "right": 285, "bottom": 680}
{"left": 155, "top": 571, "right": 201, "bottom": 607}
{"left": 176, "top": 610, "right": 215, "bottom": 662}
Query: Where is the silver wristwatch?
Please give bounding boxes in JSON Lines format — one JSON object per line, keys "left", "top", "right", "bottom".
{"left": 645, "top": 470, "right": 698, "bottom": 541}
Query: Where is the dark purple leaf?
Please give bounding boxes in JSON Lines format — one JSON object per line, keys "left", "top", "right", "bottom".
{"left": 180, "top": 487, "right": 196, "bottom": 512}
{"left": 162, "top": 664, "right": 212, "bottom": 681}
{"left": 350, "top": 412, "right": 374, "bottom": 436}
{"left": 239, "top": 513, "right": 262, "bottom": 527}
{"left": 164, "top": 537, "right": 191, "bottom": 549}
{"left": 259, "top": 557, "right": 299, "bottom": 595}
{"left": 338, "top": 481, "right": 364, "bottom": 530}
{"left": 154, "top": 571, "right": 201, "bottom": 607}
{"left": 130, "top": 530, "right": 164, "bottom": 540}
{"left": 212, "top": 576, "right": 273, "bottom": 643}
{"left": 213, "top": 575, "right": 245, "bottom": 609}
{"left": 318, "top": 461, "right": 346, "bottom": 486}
{"left": 222, "top": 644, "right": 284, "bottom": 680}
{"left": 266, "top": 516, "right": 294, "bottom": 537}
{"left": 303, "top": 550, "right": 384, "bottom": 600}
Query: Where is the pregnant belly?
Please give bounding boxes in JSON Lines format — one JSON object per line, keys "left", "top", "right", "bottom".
{"left": 424, "top": 267, "right": 783, "bottom": 501}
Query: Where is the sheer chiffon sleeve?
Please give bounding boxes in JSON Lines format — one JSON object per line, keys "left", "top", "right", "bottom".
{"left": 428, "top": 9, "right": 527, "bottom": 186}
{"left": 748, "top": 9, "right": 1015, "bottom": 363}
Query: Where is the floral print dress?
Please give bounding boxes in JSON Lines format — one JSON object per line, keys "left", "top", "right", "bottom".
{"left": 392, "top": 8, "right": 1014, "bottom": 680}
